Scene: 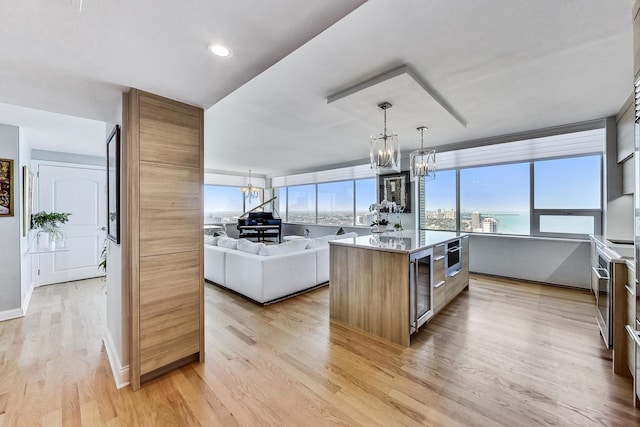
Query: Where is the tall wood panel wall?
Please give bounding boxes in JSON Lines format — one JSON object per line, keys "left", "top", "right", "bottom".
{"left": 124, "top": 89, "right": 204, "bottom": 390}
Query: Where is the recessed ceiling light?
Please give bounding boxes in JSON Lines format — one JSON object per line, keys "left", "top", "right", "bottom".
{"left": 209, "top": 43, "right": 232, "bottom": 57}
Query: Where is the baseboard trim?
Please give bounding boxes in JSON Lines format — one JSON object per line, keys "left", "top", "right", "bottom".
{"left": 103, "top": 331, "right": 130, "bottom": 389}
{"left": 0, "top": 308, "right": 24, "bottom": 322}
{"left": 21, "top": 282, "right": 35, "bottom": 315}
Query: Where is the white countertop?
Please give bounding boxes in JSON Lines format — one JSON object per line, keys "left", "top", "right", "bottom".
{"left": 590, "top": 234, "right": 634, "bottom": 261}
{"left": 330, "top": 230, "right": 467, "bottom": 254}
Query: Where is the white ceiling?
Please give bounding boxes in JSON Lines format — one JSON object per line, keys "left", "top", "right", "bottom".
{"left": 0, "top": 0, "right": 634, "bottom": 177}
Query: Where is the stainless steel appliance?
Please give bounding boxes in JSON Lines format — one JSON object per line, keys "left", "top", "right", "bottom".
{"left": 410, "top": 248, "right": 433, "bottom": 333}
{"left": 445, "top": 239, "right": 461, "bottom": 276}
{"left": 593, "top": 245, "right": 613, "bottom": 348}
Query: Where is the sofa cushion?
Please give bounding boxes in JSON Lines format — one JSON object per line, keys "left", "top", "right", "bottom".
{"left": 217, "top": 237, "right": 239, "bottom": 249}
{"left": 259, "top": 239, "right": 308, "bottom": 256}
{"left": 204, "top": 245, "right": 233, "bottom": 285}
{"left": 305, "top": 232, "right": 358, "bottom": 248}
{"left": 204, "top": 235, "right": 218, "bottom": 246}
{"left": 237, "top": 239, "right": 265, "bottom": 254}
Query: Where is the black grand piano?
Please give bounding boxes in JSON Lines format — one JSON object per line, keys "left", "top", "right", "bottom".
{"left": 237, "top": 197, "right": 282, "bottom": 243}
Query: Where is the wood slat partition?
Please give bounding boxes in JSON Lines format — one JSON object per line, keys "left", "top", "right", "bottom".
{"left": 125, "top": 89, "right": 204, "bottom": 390}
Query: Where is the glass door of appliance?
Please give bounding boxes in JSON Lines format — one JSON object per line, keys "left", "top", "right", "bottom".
{"left": 410, "top": 248, "right": 433, "bottom": 333}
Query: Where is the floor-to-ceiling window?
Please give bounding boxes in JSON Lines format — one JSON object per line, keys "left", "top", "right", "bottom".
{"left": 420, "top": 128, "right": 603, "bottom": 238}
{"left": 423, "top": 169, "right": 457, "bottom": 231}
{"left": 287, "top": 184, "right": 316, "bottom": 223}
{"left": 275, "top": 169, "right": 377, "bottom": 226}
{"left": 460, "top": 163, "right": 530, "bottom": 235}
{"left": 204, "top": 184, "right": 263, "bottom": 223}
{"left": 533, "top": 155, "right": 601, "bottom": 236}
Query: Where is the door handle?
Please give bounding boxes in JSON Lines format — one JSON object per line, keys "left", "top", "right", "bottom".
{"left": 625, "top": 325, "right": 640, "bottom": 347}
{"left": 592, "top": 267, "right": 609, "bottom": 280}
{"left": 101, "top": 227, "right": 107, "bottom": 231}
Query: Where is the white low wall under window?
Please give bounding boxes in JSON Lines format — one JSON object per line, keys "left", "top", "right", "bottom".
{"left": 468, "top": 234, "right": 591, "bottom": 289}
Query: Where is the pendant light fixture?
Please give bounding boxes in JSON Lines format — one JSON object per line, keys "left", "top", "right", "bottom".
{"left": 409, "top": 126, "right": 436, "bottom": 182}
{"left": 240, "top": 170, "right": 260, "bottom": 201}
{"left": 370, "top": 102, "right": 400, "bottom": 173}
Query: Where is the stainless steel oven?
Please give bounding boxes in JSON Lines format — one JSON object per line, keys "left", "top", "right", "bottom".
{"left": 445, "top": 239, "right": 461, "bottom": 276}
{"left": 593, "top": 246, "right": 613, "bottom": 348}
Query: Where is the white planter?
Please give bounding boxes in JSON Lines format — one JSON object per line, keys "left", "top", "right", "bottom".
{"left": 37, "top": 231, "right": 50, "bottom": 250}
{"left": 37, "top": 230, "right": 66, "bottom": 250}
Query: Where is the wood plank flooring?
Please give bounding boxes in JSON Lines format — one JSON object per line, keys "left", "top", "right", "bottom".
{"left": 1, "top": 274, "right": 639, "bottom": 426}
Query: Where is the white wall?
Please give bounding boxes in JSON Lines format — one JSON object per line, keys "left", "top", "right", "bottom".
{"left": 103, "top": 94, "right": 129, "bottom": 388}
{"left": 0, "top": 124, "right": 22, "bottom": 319}
{"left": 469, "top": 235, "right": 591, "bottom": 288}
{"left": 18, "top": 130, "right": 33, "bottom": 313}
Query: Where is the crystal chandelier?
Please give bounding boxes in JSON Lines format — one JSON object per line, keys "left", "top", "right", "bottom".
{"left": 241, "top": 170, "right": 260, "bottom": 201}
{"left": 370, "top": 102, "right": 400, "bottom": 173}
{"left": 410, "top": 126, "right": 436, "bottom": 182}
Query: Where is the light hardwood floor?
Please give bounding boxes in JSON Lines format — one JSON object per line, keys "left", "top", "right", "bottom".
{"left": 1, "top": 274, "right": 639, "bottom": 426}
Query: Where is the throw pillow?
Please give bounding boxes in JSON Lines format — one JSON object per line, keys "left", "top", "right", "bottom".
{"left": 259, "top": 239, "right": 308, "bottom": 256}
{"left": 237, "top": 239, "right": 265, "bottom": 254}
{"left": 217, "top": 237, "right": 238, "bottom": 250}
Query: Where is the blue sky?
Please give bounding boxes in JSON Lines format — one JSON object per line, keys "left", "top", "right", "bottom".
{"left": 204, "top": 185, "right": 243, "bottom": 212}
{"left": 426, "top": 155, "right": 601, "bottom": 212}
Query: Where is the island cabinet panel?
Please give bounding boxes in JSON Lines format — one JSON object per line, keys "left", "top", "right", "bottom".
{"left": 445, "top": 237, "right": 469, "bottom": 303}
{"left": 433, "top": 243, "right": 446, "bottom": 313}
{"left": 125, "top": 89, "right": 204, "bottom": 391}
{"left": 329, "top": 244, "right": 410, "bottom": 346}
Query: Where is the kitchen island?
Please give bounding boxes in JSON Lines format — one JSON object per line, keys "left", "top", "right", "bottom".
{"left": 329, "top": 230, "right": 469, "bottom": 346}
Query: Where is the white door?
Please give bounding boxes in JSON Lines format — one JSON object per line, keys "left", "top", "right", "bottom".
{"left": 35, "top": 162, "right": 106, "bottom": 285}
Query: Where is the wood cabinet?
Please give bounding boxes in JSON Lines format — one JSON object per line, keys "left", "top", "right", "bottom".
{"left": 444, "top": 236, "right": 469, "bottom": 304}
{"left": 626, "top": 265, "right": 636, "bottom": 378}
{"left": 124, "top": 89, "right": 204, "bottom": 390}
{"left": 329, "top": 244, "right": 411, "bottom": 346}
{"left": 329, "top": 232, "right": 469, "bottom": 346}
{"left": 614, "top": 261, "right": 632, "bottom": 378}
{"left": 433, "top": 243, "right": 446, "bottom": 313}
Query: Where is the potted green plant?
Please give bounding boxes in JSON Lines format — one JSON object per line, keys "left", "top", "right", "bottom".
{"left": 31, "top": 211, "right": 71, "bottom": 249}
{"left": 98, "top": 238, "right": 107, "bottom": 282}
{"left": 371, "top": 218, "right": 389, "bottom": 233}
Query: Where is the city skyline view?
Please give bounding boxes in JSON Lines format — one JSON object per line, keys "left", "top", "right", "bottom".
{"left": 204, "top": 155, "right": 601, "bottom": 234}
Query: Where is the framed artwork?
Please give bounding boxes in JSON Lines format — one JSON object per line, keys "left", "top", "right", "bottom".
{"left": 378, "top": 171, "right": 411, "bottom": 213}
{"left": 22, "top": 165, "right": 35, "bottom": 236}
{"left": 107, "top": 124, "right": 121, "bottom": 243}
{"left": 0, "top": 158, "right": 14, "bottom": 217}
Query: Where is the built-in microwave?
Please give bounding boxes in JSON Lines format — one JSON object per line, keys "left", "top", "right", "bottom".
{"left": 445, "top": 239, "right": 461, "bottom": 276}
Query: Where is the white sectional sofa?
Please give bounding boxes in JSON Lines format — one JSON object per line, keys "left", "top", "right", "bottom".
{"left": 204, "top": 233, "right": 357, "bottom": 304}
